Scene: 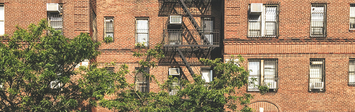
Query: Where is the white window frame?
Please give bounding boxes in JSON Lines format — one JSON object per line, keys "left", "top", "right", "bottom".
{"left": 310, "top": 4, "right": 327, "bottom": 37}
{"left": 248, "top": 59, "right": 278, "bottom": 91}
{"left": 104, "top": 17, "right": 114, "bottom": 40}
{"left": 135, "top": 18, "right": 149, "bottom": 47}
{"left": 350, "top": 4, "right": 355, "bottom": 30}
{"left": 349, "top": 59, "right": 355, "bottom": 85}
{"left": 248, "top": 5, "right": 278, "bottom": 37}
{"left": 0, "top": 5, "right": 4, "bottom": 36}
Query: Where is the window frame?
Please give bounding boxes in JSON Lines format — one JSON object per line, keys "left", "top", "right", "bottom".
{"left": 247, "top": 59, "right": 278, "bottom": 92}
{"left": 168, "top": 67, "right": 181, "bottom": 95}
{"left": 247, "top": 4, "right": 279, "bottom": 38}
{"left": 310, "top": 3, "right": 327, "bottom": 37}
{"left": 135, "top": 18, "right": 149, "bottom": 47}
{"left": 135, "top": 67, "right": 149, "bottom": 93}
{"left": 48, "top": 12, "right": 63, "bottom": 33}
{"left": 104, "top": 17, "right": 114, "bottom": 41}
{"left": 309, "top": 58, "right": 325, "bottom": 92}
{"left": 202, "top": 17, "right": 215, "bottom": 45}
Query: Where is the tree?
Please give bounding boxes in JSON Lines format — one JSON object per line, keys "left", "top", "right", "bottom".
{"left": 0, "top": 19, "right": 113, "bottom": 111}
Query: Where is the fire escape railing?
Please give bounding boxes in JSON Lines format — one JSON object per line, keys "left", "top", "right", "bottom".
{"left": 163, "top": 29, "right": 220, "bottom": 47}
{"left": 160, "top": 0, "right": 214, "bottom": 76}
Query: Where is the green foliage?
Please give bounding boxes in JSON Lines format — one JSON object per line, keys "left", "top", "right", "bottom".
{"left": 104, "top": 36, "right": 113, "bottom": 43}
{"left": 0, "top": 19, "right": 265, "bottom": 111}
{"left": 0, "top": 19, "right": 102, "bottom": 111}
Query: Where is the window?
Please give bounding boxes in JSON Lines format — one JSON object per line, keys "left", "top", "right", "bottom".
{"left": 202, "top": 17, "right": 214, "bottom": 45}
{"left": 135, "top": 67, "right": 149, "bottom": 92}
{"left": 201, "top": 68, "right": 213, "bottom": 83}
{"left": 310, "top": 4, "right": 326, "bottom": 37}
{"left": 104, "top": 17, "right": 114, "bottom": 40}
{"left": 350, "top": 4, "right": 355, "bottom": 30}
{"left": 309, "top": 59, "right": 325, "bottom": 91}
{"left": 168, "top": 30, "right": 181, "bottom": 45}
{"left": 0, "top": 5, "right": 4, "bottom": 36}
{"left": 48, "top": 13, "right": 62, "bottom": 32}
{"left": 105, "top": 67, "right": 115, "bottom": 73}
{"left": 349, "top": 59, "right": 355, "bottom": 85}
{"left": 248, "top": 4, "right": 278, "bottom": 37}
{"left": 169, "top": 68, "right": 181, "bottom": 95}
{"left": 248, "top": 59, "right": 278, "bottom": 91}
{"left": 136, "top": 18, "right": 149, "bottom": 47}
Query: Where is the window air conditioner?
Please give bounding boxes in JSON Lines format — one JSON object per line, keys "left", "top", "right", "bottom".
{"left": 250, "top": 3, "right": 263, "bottom": 15}
{"left": 266, "top": 82, "right": 277, "bottom": 90}
{"left": 311, "top": 61, "right": 323, "bottom": 65}
{"left": 309, "top": 82, "right": 324, "bottom": 91}
{"left": 169, "top": 68, "right": 180, "bottom": 75}
{"left": 47, "top": 3, "right": 62, "bottom": 13}
{"left": 169, "top": 15, "right": 182, "bottom": 24}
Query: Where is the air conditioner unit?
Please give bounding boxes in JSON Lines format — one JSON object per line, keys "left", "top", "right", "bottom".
{"left": 266, "top": 82, "right": 277, "bottom": 89}
{"left": 169, "top": 68, "right": 180, "bottom": 75}
{"left": 47, "top": 3, "right": 62, "bottom": 13}
{"left": 311, "top": 61, "right": 323, "bottom": 65}
{"left": 250, "top": 3, "right": 263, "bottom": 15}
{"left": 309, "top": 82, "right": 324, "bottom": 91}
{"left": 169, "top": 15, "right": 182, "bottom": 24}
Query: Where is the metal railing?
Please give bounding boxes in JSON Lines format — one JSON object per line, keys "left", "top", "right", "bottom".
{"left": 163, "top": 29, "right": 219, "bottom": 47}
{"left": 158, "top": 0, "right": 212, "bottom": 16}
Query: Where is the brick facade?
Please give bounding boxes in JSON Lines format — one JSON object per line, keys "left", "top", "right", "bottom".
{"left": 1, "top": 0, "right": 92, "bottom": 39}
{"left": 225, "top": 0, "right": 355, "bottom": 111}
{"left": 6, "top": 0, "right": 355, "bottom": 111}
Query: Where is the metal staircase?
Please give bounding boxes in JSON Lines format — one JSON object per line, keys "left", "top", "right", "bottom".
{"left": 159, "top": 0, "right": 217, "bottom": 76}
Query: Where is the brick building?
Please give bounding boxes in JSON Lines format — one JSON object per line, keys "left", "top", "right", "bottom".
{"left": 225, "top": 0, "right": 355, "bottom": 111}
{"left": 4, "top": 0, "right": 355, "bottom": 111}
{"left": 0, "top": 0, "right": 94, "bottom": 39}
{"left": 0, "top": 0, "right": 95, "bottom": 66}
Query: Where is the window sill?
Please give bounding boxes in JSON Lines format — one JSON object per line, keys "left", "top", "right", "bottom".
{"left": 349, "top": 29, "right": 355, "bottom": 32}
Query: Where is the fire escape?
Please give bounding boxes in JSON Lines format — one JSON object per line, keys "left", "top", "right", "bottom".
{"left": 159, "top": 0, "right": 220, "bottom": 76}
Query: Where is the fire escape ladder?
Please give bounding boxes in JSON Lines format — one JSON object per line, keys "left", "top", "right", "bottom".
{"left": 178, "top": 0, "right": 211, "bottom": 45}
{"left": 192, "top": 0, "right": 208, "bottom": 15}
{"left": 182, "top": 22, "right": 198, "bottom": 45}
{"left": 177, "top": 48, "right": 195, "bottom": 76}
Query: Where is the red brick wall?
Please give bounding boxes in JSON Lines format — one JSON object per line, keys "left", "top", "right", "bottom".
{"left": 2, "top": 0, "right": 91, "bottom": 39}
{"left": 225, "top": 0, "right": 355, "bottom": 111}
